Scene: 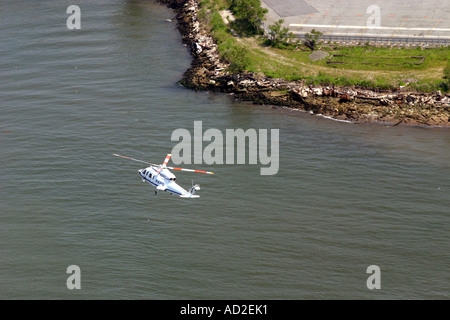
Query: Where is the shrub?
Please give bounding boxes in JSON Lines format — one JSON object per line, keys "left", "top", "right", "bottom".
{"left": 438, "top": 81, "right": 449, "bottom": 92}
{"left": 444, "top": 63, "right": 450, "bottom": 82}
{"left": 304, "top": 29, "right": 323, "bottom": 51}
{"left": 230, "top": 0, "right": 268, "bottom": 35}
{"left": 220, "top": 44, "right": 250, "bottom": 73}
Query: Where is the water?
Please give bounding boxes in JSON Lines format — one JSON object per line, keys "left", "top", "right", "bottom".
{"left": 1, "top": 0, "right": 449, "bottom": 299}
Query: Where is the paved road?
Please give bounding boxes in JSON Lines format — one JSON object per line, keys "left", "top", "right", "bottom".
{"left": 261, "top": 0, "right": 450, "bottom": 44}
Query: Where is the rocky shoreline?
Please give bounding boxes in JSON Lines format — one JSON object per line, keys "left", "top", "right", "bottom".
{"left": 159, "top": 0, "right": 449, "bottom": 127}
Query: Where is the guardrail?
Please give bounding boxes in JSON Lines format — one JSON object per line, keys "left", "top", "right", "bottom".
{"left": 294, "top": 33, "right": 450, "bottom": 45}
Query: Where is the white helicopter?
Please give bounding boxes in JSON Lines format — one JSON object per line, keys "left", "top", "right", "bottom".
{"left": 113, "top": 153, "right": 214, "bottom": 198}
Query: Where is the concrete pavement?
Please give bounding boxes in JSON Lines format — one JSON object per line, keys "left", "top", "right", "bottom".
{"left": 261, "top": 0, "right": 450, "bottom": 43}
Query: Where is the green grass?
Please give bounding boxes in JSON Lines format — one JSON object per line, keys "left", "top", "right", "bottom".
{"left": 324, "top": 46, "right": 448, "bottom": 71}
{"left": 197, "top": 0, "right": 450, "bottom": 92}
{"left": 327, "top": 54, "right": 425, "bottom": 67}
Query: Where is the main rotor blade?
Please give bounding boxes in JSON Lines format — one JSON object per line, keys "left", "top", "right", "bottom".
{"left": 166, "top": 166, "right": 214, "bottom": 175}
{"left": 162, "top": 153, "right": 172, "bottom": 167}
{"left": 156, "top": 153, "right": 172, "bottom": 174}
{"left": 113, "top": 153, "right": 157, "bottom": 166}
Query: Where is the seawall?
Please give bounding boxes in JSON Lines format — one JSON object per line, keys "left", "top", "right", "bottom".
{"left": 158, "top": 0, "right": 449, "bottom": 127}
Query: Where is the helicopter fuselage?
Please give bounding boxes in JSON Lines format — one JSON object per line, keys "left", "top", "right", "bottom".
{"left": 138, "top": 167, "right": 197, "bottom": 197}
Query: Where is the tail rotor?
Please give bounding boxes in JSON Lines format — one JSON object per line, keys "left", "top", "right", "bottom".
{"left": 188, "top": 179, "right": 201, "bottom": 196}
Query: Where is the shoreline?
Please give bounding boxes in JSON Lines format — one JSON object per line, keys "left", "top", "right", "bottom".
{"left": 159, "top": 0, "right": 449, "bottom": 127}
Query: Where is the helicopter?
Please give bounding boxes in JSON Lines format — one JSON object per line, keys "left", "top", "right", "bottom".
{"left": 113, "top": 153, "right": 214, "bottom": 198}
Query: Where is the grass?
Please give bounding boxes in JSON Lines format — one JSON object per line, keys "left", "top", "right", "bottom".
{"left": 197, "top": 0, "right": 450, "bottom": 92}
{"left": 327, "top": 54, "right": 425, "bottom": 67}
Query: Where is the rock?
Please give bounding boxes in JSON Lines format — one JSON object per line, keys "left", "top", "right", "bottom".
{"left": 405, "top": 95, "right": 417, "bottom": 105}
{"left": 193, "top": 42, "right": 202, "bottom": 54}
{"left": 312, "top": 88, "right": 322, "bottom": 96}
{"left": 339, "top": 94, "right": 351, "bottom": 102}
{"left": 239, "top": 79, "right": 254, "bottom": 87}
{"left": 308, "top": 50, "right": 330, "bottom": 62}
{"left": 323, "top": 87, "right": 333, "bottom": 96}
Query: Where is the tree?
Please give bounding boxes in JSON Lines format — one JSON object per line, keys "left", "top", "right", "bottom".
{"left": 231, "top": 0, "right": 268, "bottom": 35}
{"left": 304, "top": 29, "right": 323, "bottom": 51}
{"left": 268, "top": 19, "right": 291, "bottom": 48}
